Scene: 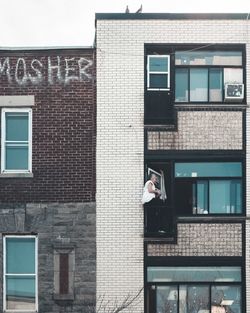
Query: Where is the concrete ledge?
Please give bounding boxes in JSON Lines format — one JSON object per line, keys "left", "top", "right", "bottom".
{"left": 0, "top": 95, "right": 34, "bottom": 107}
{"left": 53, "top": 294, "right": 74, "bottom": 301}
{"left": 0, "top": 172, "right": 34, "bottom": 178}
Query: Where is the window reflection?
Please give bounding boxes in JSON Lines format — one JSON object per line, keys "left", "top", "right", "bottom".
{"left": 175, "top": 51, "right": 242, "bottom": 66}
{"left": 157, "top": 286, "right": 178, "bottom": 313}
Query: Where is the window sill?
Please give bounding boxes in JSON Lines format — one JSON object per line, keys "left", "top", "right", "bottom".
{"left": 0, "top": 172, "right": 33, "bottom": 178}
{"left": 174, "top": 103, "right": 247, "bottom": 109}
{"left": 53, "top": 294, "right": 74, "bottom": 301}
{"left": 177, "top": 215, "right": 245, "bottom": 222}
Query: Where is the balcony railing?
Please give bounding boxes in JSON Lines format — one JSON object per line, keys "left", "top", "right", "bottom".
{"left": 144, "top": 204, "right": 176, "bottom": 240}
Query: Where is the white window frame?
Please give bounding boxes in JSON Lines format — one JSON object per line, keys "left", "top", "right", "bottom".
{"left": 147, "top": 55, "right": 170, "bottom": 90}
{"left": 1, "top": 108, "right": 32, "bottom": 173}
{"left": 3, "top": 235, "right": 38, "bottom": 312}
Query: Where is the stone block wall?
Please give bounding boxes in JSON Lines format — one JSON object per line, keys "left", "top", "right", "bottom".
{"left": 0, "top": 202, "right": 96, "bottom": 313}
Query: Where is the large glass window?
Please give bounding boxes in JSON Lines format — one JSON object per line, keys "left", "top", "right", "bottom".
{"left": 190, "top": 68, "right": 208, "bottom": 101}
{"left": 3, "top": 236, "right": 38, "bottom": 312}
{"left": 174, "top": 162, "right": 242, "bottom": 215}
{"left": 175, "top": 68, "right": 188, "bottom": 102}
{"left": 148, "top": 266, "right": 241, "bottom": 282}
{"left": 147, "top": 266, "right": 242, "bottom": 313}
{"left": 1, "top": 109, "right": 32, "bottom": 173}
{"left": 147, "top": 55, "right": 170, "bottom": 90}
{"left": 175, "top": 51, "right": 242, "bottom": 66}
{"left": 209, "top": 68, "right": 223, "bottom": 101}
{"left": 175, "top": 50, "right": 243, "bottom": 102}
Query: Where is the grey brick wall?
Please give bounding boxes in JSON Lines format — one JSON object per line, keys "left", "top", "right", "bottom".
{"left": 147, "top": 223, "right": 242, "bottom": 257}
{"left": 0, "top": 202, "right": 96, "bottom": 313}
{"left": 147, "top": 110, "right": 243, "bottom": 150}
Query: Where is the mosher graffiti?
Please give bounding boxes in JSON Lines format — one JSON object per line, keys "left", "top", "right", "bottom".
{"left": 0, "top": 56, "right": 93, "bottom": 86}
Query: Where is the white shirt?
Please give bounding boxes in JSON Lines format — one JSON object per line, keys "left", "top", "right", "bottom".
{"left": 142, "top": 180, "right": 155, "bottom": 204}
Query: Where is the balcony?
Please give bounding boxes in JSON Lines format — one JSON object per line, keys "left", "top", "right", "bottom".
{"left": 144, "top": 204, "right": 176, "bottom": 241}
{"left": 144, "top": 91, "right": 176, "bottom": 125}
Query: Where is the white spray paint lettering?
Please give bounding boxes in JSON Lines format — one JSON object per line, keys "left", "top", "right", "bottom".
{"left": 0, "top": 57, "right": 12, "bottom": 83}
{"left": 65, "top": 57, "right": 79, "bottom": 84}
{"left": 0, "top": 56, "right": 92, "bottom": 86}
{"left": 15, "top": 58, "right": 28, "bottom": 85}
{"left": 48, "top": 56, "right": 62, "bottom": 85}
{"left": 78, "top": 57, "right": 93, "bottom": 80}
{"left": 28, "top": 59, "right": 43, "bottom": 84}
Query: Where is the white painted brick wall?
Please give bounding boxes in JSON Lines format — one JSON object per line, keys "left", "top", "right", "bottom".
{"left": 96, "top": 17, "right": 250, "bottom": 313}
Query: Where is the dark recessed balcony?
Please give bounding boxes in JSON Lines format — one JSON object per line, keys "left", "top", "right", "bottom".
{"left": 144, "top": 204, "right": 176, "bottom": 241}
{"left": 144, "top": 91, "right": 176, "bottom": 125}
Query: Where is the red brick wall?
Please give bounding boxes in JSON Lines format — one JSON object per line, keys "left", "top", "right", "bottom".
{"left": 0, "top": 49, "right": 96, "bottom": 202}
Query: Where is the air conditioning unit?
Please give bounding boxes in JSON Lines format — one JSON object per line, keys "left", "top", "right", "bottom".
{"left": 225, "top": 84, "right": 244, "bottom": 101}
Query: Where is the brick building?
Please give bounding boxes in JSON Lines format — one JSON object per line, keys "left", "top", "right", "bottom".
{"left": 0, "top": 48, "right": 96, "bottom": 312}
{"left": 95, "top": 13, "right": 250, "bottom": 313}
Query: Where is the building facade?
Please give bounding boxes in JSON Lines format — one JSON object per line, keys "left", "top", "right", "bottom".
{"left": 96, "top": 13, "right": 250, "bottom": 313}
{"left": 0, "top": 48, "right": 96, "bottom": 312}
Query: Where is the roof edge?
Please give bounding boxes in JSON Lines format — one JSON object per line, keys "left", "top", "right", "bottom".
{"left": 95, "top": 13, "right": 250, "bottom": 21}
{"left": 0, "top": 46, "right": 94, "bottom": 52}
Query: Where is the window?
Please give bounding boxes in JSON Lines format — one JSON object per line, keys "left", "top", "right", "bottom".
{"left": 174, "top": 162, "right": 242, "bottom": 215}
{"left": 53, "top": 244, "right": 75, "bottom": 300}
{"left": 147, "top": 55, "right": 170, "bottom": 90}
{"left": 1, "top": 108, "right": 32, "bottom": 173}
{"left": 175, "top": 50, "right": 243, "bottom": 102}
{"left": 147, "top": 266, "right": 242, "bottom": 313}
{"left": 3, "top": 236, "right": 38, "bottom": 312}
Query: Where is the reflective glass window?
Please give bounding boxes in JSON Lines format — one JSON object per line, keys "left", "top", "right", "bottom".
{"left": 190, "top": 69, "right": 208, "bottom": 101}
{"left": 148, "top": 267, "right": 241, "bottom": 282}
{"left": 2, "top": 109, "right": 32, "bottom": 172}
{"left": 209, "top": 68, "right": 223, "bottom": 102}
{"left": 175, "top": 68, "right": 188, "bottom": 102}
{"left": 175, "top": 162, "right": 242, "bottom": 178}
{"left": 4, "top": 236, "right": 37, "bottom": 312}
{"left": 175, "top": 51, "right": 242, "bottom": 66}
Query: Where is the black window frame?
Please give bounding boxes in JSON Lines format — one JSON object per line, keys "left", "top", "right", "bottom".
{"left": 174, "top": 45, "right": 245, "bottom": 104}
{"left": 144, "top": 157, "right": 245, "bottom": 219}
{"left": 175, "top": 65, "right": 243, "bottom": 103}
{"left": 174, "top": 161, "right": 244, "bottom": 216}
{"left": 144, "top": 44, "right": 246, "bottom": 105}
{"left": 145, "top": 261, "right": 244, "bottom": 313}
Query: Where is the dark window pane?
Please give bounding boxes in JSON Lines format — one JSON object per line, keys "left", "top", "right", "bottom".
{"left": 149, "top": 57, "right": 168, "bottom": 72}
{"left": 185, "top": 285, "right": 209, "bottom": 313}
{"left": 210, "top": 180, "right": 231, "bottom": 214}
{"left": 157, "top": 286, "right": 178, "bottom": 313}
{"left": 175, "top": 162, "right": 242, "bottom": 178}
{"left": 190, "top": 69, "right": 208, "bottom": 101}
{"left": 197, "top": 181, "right": 208, "bottom": 214}
{"left": 6, "top": 113, "right": 29, "bottom": 141}
{"left": 60, "top": 254, "right": 69, "bottom": 294}
{"left": 209, "top": 68, "right": 223, "bottom": 102}
{"left": 149, "top": 74, "right": 168, "bottom": 88}
{"left": 175, "top": 180, "right": 193, "bottom": 215}
{"left": 212, "top": 285, "right": 241, "bottom": 313}
{"left": 6, "top": 238, "right": 35, "bottom": 274}
{"left": 175, "top": 68, "right": 188, "bottom": 102}
{"left": 5, "top": 145, "right": 28, "bottom": 170}
{"left": 210, "top": 180, "right": 242, "bottom": 214}
{"left": 6, "top": 276, "right": 36, "bottom": 311}
{"left": 231, "top": 180, "right": 242, "bottom": 213}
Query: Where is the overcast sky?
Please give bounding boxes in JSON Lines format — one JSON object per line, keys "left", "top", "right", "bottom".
{"left": 0, "top": 0, "right": 249, "bottom": 48}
